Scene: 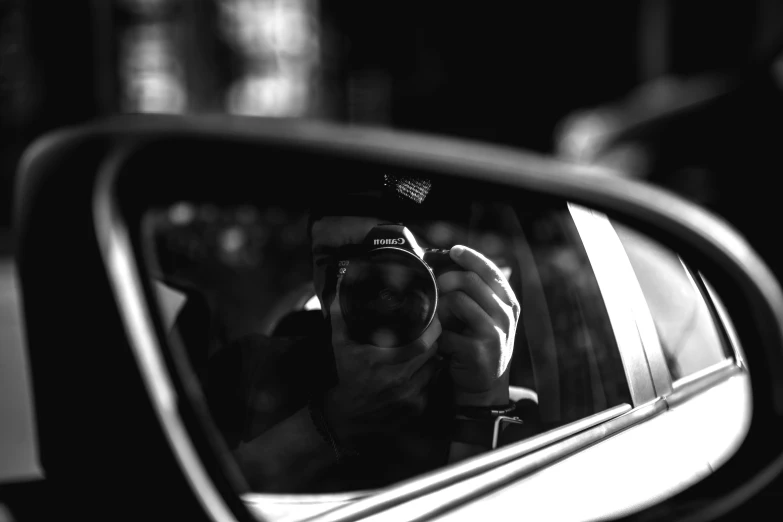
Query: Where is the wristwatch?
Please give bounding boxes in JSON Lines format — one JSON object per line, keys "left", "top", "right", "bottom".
{"left": 451, "top": 402, "right": 525, "bottom": 449}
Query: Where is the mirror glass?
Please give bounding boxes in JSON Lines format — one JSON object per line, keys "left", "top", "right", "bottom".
{"left": 132, "top": 168, "right": 750, "bottom": 517}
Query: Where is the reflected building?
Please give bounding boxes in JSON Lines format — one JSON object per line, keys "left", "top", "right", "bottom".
{"left": 116, "top": 0, "right": 322, "bottom": 117}
{"left": 220, "top": 0, "right": 320, "bottom": 117}
{"left": 117, "top": 0, "right": 187, "bottom": 113}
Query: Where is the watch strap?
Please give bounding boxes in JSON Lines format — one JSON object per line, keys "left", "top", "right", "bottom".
{"left": 452, "top": 415, "right": 525, "bottom": 449}
{"left": 455, "top": 402, "right": 517, "bottom": 420}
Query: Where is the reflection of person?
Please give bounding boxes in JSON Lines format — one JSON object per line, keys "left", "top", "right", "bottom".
{"left": 205, "top": 176, "right": 521, "bottom": 493}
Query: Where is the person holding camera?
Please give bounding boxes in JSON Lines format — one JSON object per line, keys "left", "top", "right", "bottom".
{"left": 205, "top": 176, "right": 521, "bottom": 492}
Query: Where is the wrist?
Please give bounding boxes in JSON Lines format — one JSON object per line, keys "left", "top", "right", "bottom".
{"left": 454, "top": 370, "right": 511, "bottom": 406}
{"left": 450, "top": 413, "right": 523, "bottom": 451}
{"left": 454, "top": 385, "right": 509, "bottom": 407}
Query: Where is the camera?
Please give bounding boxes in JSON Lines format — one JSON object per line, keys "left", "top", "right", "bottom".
{"left": 337, "top": 224, "right": 461, "bottom": 347}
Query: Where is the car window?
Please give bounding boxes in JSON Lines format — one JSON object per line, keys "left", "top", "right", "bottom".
{"left": 141, "top": 195, "right": 633, "bottom": 493}
{"left": 613, "top": 223, "right": 731, "bottom": 382}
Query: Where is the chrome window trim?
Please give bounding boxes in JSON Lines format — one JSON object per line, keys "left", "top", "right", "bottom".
{"left": 567, "top": 204, "right": 657, "bottom": 405}
{"left": 668, "top": 359, "right": 742, "bottom": 407}
{"left": 94, "top": 148, "right": 238, "bottom": 522}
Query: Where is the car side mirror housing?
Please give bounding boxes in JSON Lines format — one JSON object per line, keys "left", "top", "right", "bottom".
{"left": 13, "top": 115, "right": 783, "bottom": 522}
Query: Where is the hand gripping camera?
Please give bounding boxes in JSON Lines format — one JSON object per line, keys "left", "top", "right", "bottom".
{"left": 337, "top": 224, "right": 461, "bottom": 348}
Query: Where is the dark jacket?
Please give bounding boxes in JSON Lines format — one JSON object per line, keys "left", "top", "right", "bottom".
{"left": 204, "top": 317, "right": 454, "bottom": 492}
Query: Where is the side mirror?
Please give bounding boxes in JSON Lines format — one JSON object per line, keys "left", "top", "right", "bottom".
{"left": 14, "top": 115, "right": 783, "bottom": 521}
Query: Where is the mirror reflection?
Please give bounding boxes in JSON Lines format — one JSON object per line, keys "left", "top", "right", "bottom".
{"left": 139, "top": 174, "right": 742, "bottom": 496}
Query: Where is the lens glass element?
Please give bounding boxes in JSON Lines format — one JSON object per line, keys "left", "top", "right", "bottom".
{"left": 339, "top": 248, "right": 437, "bottom": 347}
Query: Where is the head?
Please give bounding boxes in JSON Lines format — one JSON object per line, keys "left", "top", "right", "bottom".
{"left": 307, "top": 174, "right": 436, "bottom": 317}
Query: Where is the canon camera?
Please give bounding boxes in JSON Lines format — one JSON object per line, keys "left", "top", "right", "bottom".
{"left": 337, "top": 224, "right": 461, "bottom": 347}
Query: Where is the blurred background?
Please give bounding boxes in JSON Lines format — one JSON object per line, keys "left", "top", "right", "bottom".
{"left": 3, "top": 0, "right": 783, "bottom": 226}
{"left": 2, "top": 0, "right": 783, "bottom": 505}
{"left": 2, "top": 0, "right": 783, "bottom": 236}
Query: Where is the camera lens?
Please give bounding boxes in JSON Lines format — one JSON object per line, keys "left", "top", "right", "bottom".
{"left": 340, "top": 248, "right": 437, "bottom": 347}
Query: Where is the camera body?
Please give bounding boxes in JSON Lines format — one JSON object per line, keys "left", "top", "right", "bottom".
{"left": 337, "top": 224, "right": 461, "bottom": 347}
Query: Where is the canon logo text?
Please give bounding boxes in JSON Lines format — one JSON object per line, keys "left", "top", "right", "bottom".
{"left": 373, "top": 238, "right": 406, "bottom": 245}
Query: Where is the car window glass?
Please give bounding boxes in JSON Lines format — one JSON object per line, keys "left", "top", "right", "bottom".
{"left": 140, "top": 197, "right": 634, "bottom": 493}
{"left": 613, "top": 223, "right": 731, "bottom": 382}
